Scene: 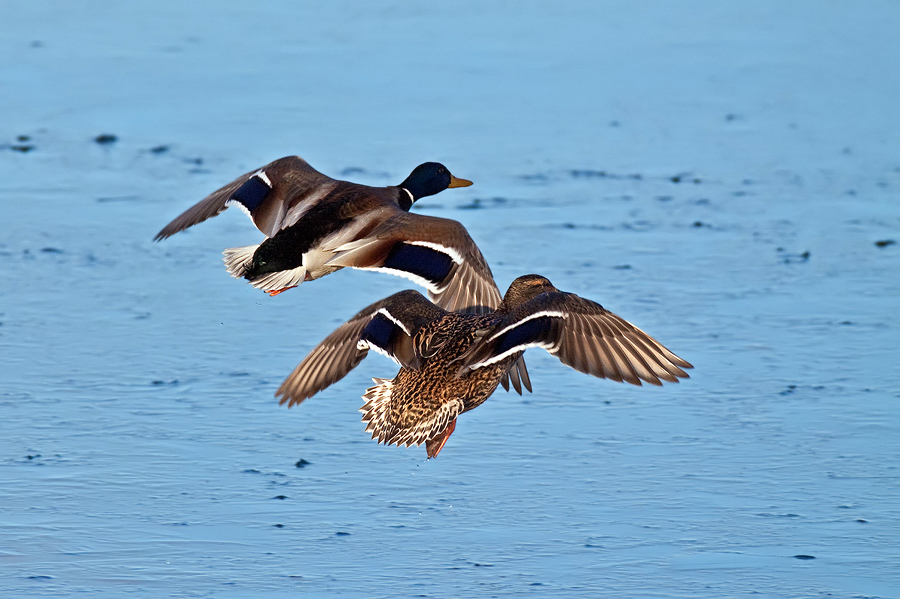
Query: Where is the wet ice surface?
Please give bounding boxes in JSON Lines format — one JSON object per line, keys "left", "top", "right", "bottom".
{"left": 2, "top": 1, "right": 900, "bottom": 597}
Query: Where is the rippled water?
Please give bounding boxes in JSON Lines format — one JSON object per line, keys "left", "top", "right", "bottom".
{"left": 2, "top": 1, "right": 899, "bottom": 597}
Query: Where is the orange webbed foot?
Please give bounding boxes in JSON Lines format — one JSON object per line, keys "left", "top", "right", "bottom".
{"left": 266, "top": 286, "right": 297, "bottom": 297}
{"left": 425, "top": 420, "right": 456, "bottom": 459}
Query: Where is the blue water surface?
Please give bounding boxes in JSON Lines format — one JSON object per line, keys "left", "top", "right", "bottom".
{"left": 2, "top": 1, "right": 899, "bottom": 597}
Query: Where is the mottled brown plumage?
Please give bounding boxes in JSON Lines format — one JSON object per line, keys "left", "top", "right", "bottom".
{"left": 358, "top": 311, "right": 515, "bottom": 454}
{"left": 277, "top": 275, "right": 692, "bottom": 458}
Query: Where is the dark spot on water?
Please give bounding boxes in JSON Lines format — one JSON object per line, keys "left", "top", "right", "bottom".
{"left": 656, "top": 195, "right": 673, "bottom": 202}
{"left": 725, "top": 113, "right": 740, "bottom": 121}
{"left": 874, "top": 239, "right": 895, "bottom": 248}
{"left": 671, "top": 175, "right": 682, "bottom": 183}
{"left": 242, "top": 469, "right": 261, "bottom": 474}
{"left": 613, "top": 264, "right": 631, "bottom": 270}
{"left": 272, "top": 495, "right": 288, "bottom": 500}
{"left": 94, "top": 134, "right": 117, "bottom": 145}
{"left": 571, "top": 169, "right": 644, "bottom": 180}
{"left": 150, "top": 145, "right": 170, "bottom": 154}
{"left": 341, "top": 167, "right": 365, "bottom": 177}
{"left": 412, "top": 202, "right": 444, "bottom": 211}
{"left": 693, "top": 198, "right": 711, "bottom": 205}
{"left": 183, "top": 157, "right": 209, "bottom": 173}
{"left": 519, "top": 173, "right": 549, "bottom": 183}
{"left": 31, "top": 40, "right": 43, "bottom": 48}
{"left": 17, "top": 135, "right": 31, "bottom": 141}
{"left": 780, "top": 250, "right": 810, "bottom": 264}
{"left": 793, "top": 554, "right": 816, "bottom": 560}
{"left": 570, "top": 169, "right": 608, "bottom": 178}
{"left": 295, "top": 458, "right": 311, "bottom": 468}
{"left": 622, "top": 220, "right": 653, "bottom": 231}
{"left": 780, "top": 384, "right": 797, "bottom": 396}
{"left": 151, "top": 379, "right": 179, "bottom": 386}
{"left": 335, "top": 531, "right": 351, "bottom": 536}
{"left": 609, "top": 120, "right": 620, "bottom": 127}
{"left": 41, "top": 247, "right": 63, "bottom": 253}
{"left": 459, "top": 197, "right": 508, "bottom": 210}
{"left": 11, "top": 144, "right": 35, "bottom": 152}
{"left": 692, "top": 221, "right": 706, "bottom": 228}
{"left": 27, "top": 454, "right": 41, "bottom": 460}
{"left": 856, "top": 518, "right": 868, "bottom": 523}
{"left": 27, "top": 575, "right": 54, "bottom": 580}
{"left": 273, "top": 523, "right": 284, "bottom": 528}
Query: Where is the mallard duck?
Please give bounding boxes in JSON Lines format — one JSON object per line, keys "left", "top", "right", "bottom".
{"left": 154, "top": 156, "right": 501, "bottom": 312}
{"left": 277, "top": 274, "right": 692, "bottom": 458}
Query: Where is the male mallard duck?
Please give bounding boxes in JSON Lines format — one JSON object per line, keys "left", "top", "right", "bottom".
{"left": 154, "top": 156, "right": 500, "bottom": 312}
{"left": 277, "top": 274, "right": 692, "bottom": 458}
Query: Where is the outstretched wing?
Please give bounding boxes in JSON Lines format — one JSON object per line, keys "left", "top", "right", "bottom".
{"left": 459, "top": 291, "right": 692, "bottom": 386}
{"left": 276, "top": 290, "right": 447, "bottom": 407}
{"left": 154, "top": 155, "right": 336, "bottom": 240}
{"left": 325, "top": 212, "right": 502, "bottom": 315}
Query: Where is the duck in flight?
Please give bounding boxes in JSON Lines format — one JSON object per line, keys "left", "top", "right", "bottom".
{"left": 154, "top": 156, "right": 502, "bottom": 313}
{"left": 276, "top": 274, "right": 692, "bottom": 458}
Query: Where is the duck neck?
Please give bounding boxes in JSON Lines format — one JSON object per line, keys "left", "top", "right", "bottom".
{"left": 398, "top": 188, "right": 415, "bottom": 211}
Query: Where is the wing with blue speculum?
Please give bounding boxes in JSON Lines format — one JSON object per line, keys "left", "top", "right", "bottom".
{"left": 325, "top": 212, "right": 503, "bottom": 315}
{"left": 276, "top": 290, "right": 447, "bottom": 407}
{"left": 459, "top": 291, "right": 693, "bottom": 387}
{"left": 154, "top": 155, "right": 335, "bottom": 240}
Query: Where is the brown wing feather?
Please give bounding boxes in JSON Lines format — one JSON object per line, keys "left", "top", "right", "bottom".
{"left": 154, "top": 155, "right": 334, "bottom": 240}
{"left": 326, "top": 212, "right": 502, "bottom": 314}
{"left": 544, "top": 294, "right": 692, "bottom": 385}
{"left": 276, "top": 290, "right": 446, "bottom": 407}
{"left": 461, "top": 292, "right": 692, "bottom": 387}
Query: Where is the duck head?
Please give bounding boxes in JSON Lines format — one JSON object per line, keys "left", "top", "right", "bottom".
{"left": 500, "top": 275, "right": 559, "bottom": 310}
{"left": 399, "top": 162, "right": 472, "bottom": 204}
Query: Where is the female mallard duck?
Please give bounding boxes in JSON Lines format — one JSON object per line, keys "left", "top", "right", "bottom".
{"left": 277, "top": 274, "right": 692, "bottom": 458}
{"left": 154, "top": 156, "right": 500, "bottom": 312}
